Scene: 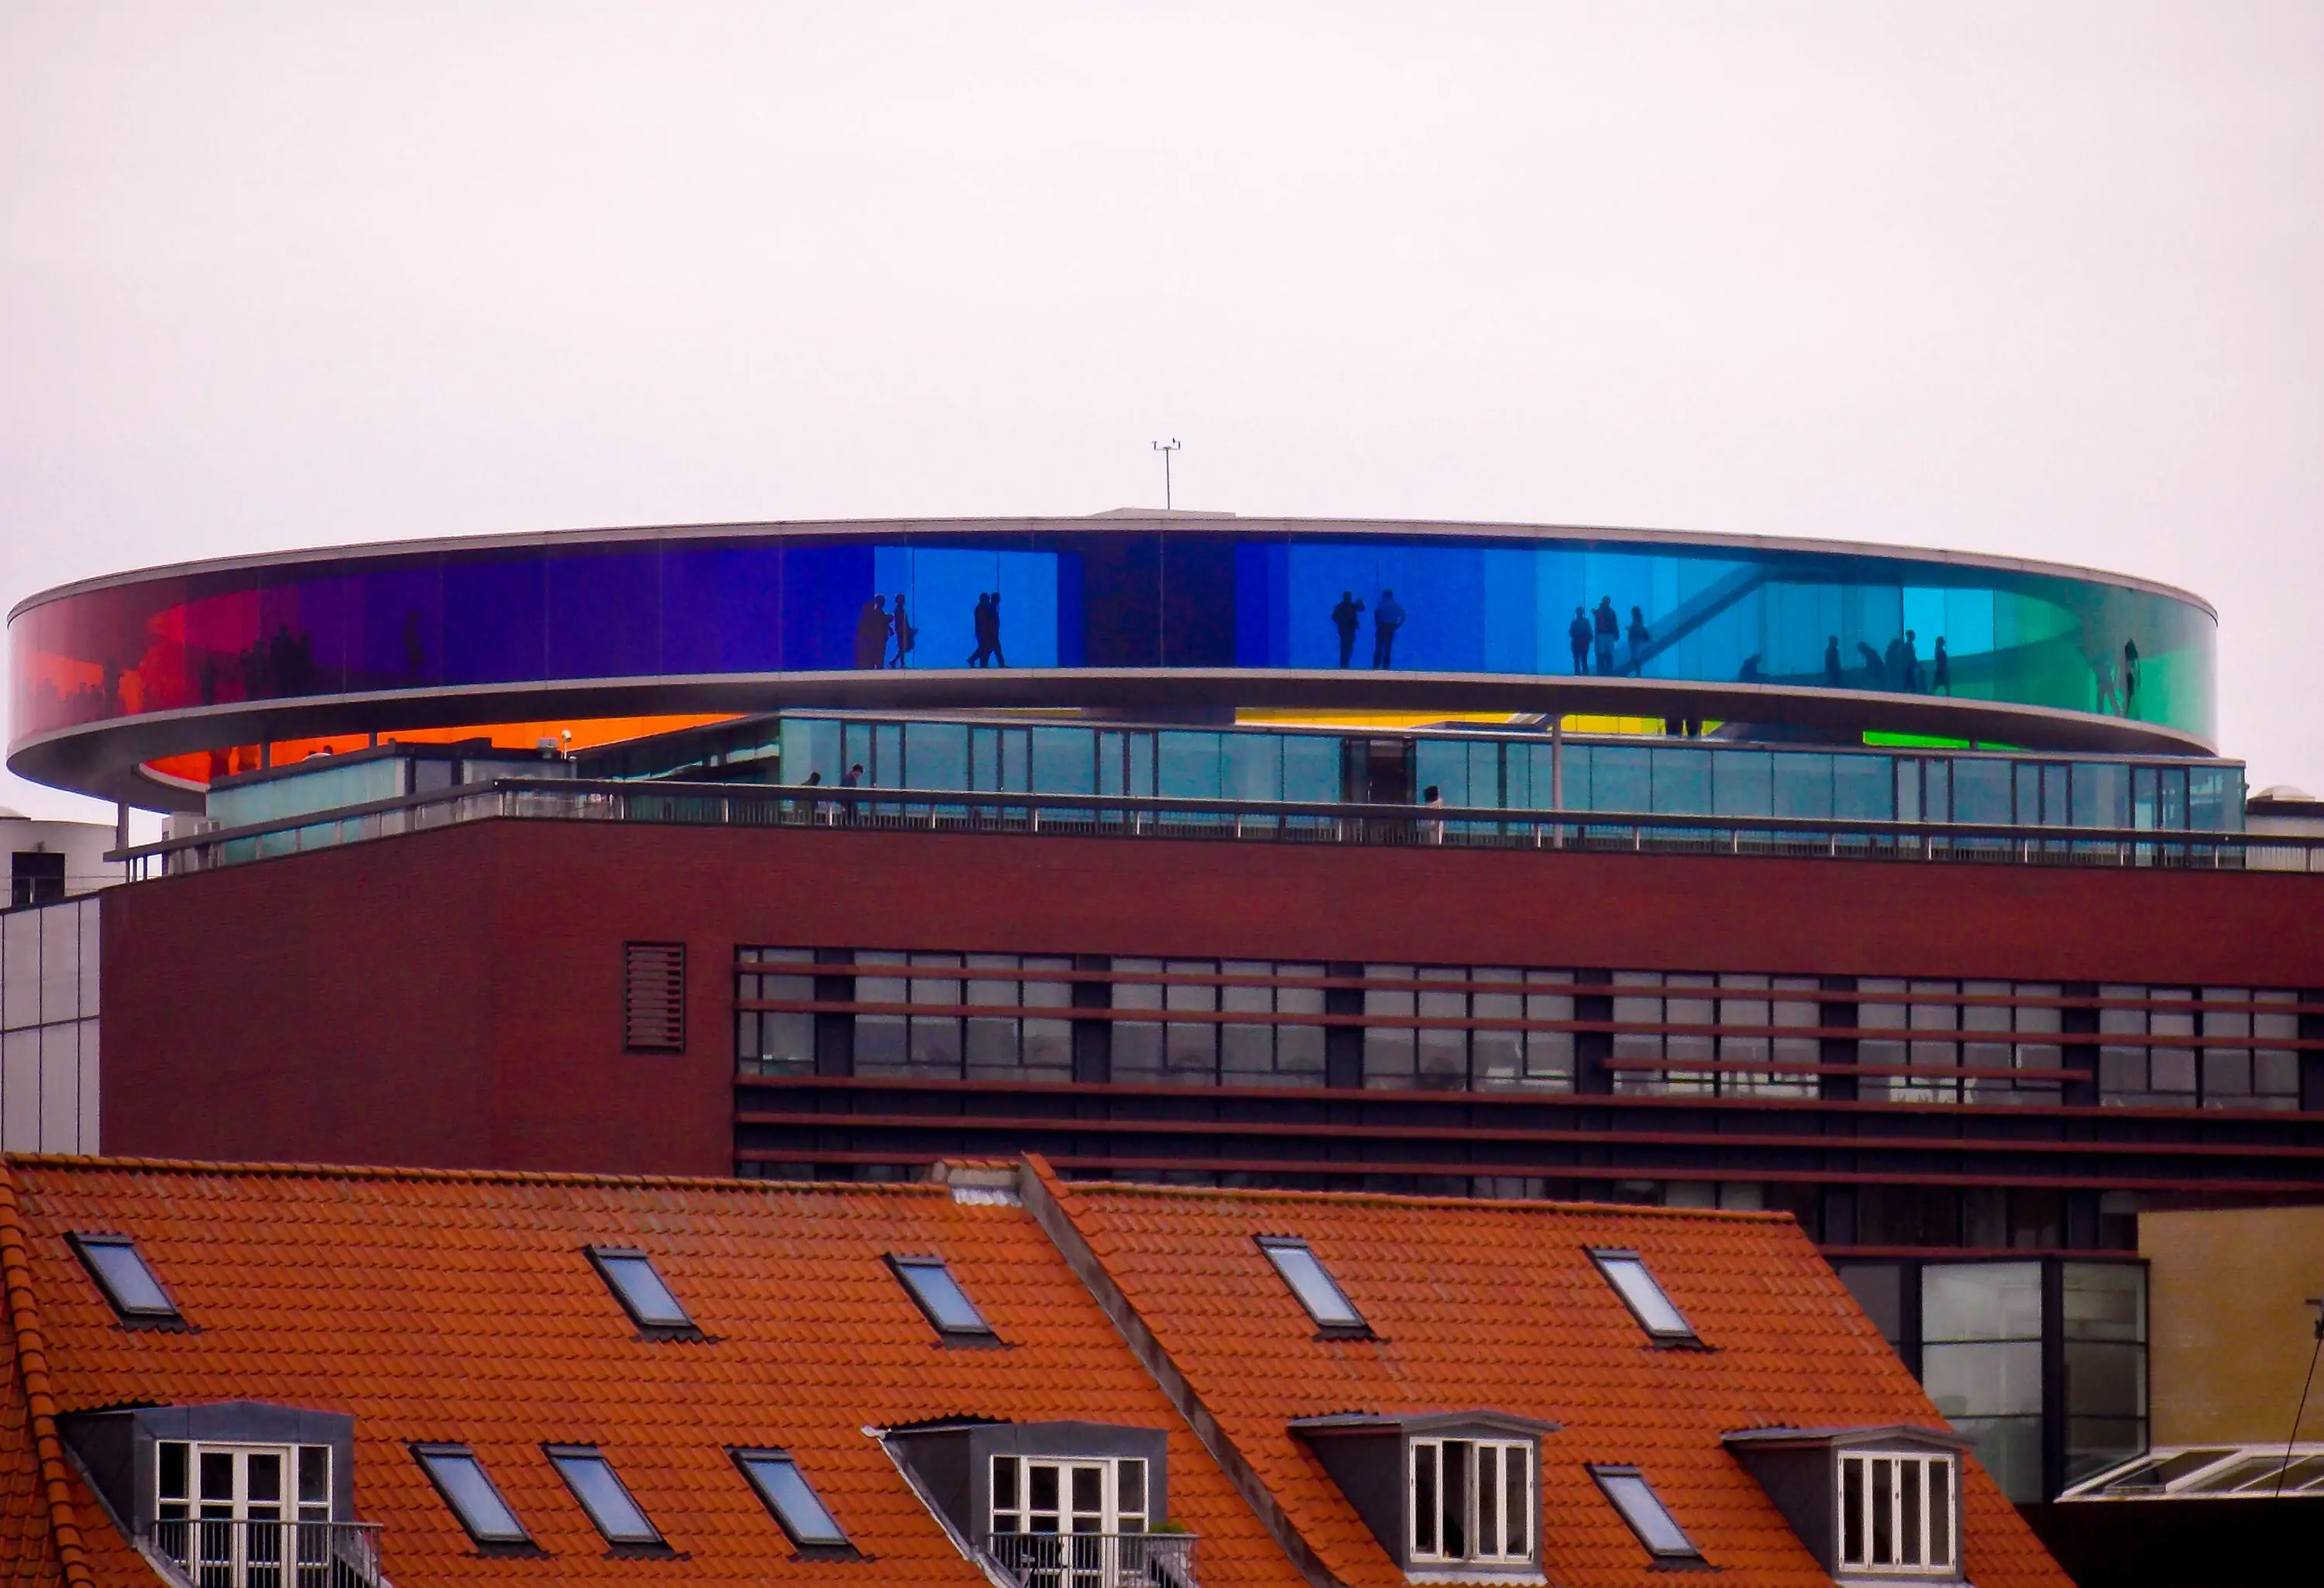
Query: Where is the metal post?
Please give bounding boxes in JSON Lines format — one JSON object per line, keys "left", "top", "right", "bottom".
{"left": 1152, "top": 438, "right": 1181, "bottom": 510}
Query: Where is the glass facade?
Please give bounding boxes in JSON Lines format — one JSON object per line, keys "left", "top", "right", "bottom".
{"left": 12, "top": 524, "right": 2218, "bottom": 761}
{"left": 758, "top": 714, "right": 2242, "bottom": 834}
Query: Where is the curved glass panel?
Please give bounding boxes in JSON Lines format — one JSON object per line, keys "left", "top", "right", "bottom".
{"left": 9, "top": 526, "right": 2218, "bottom": 757}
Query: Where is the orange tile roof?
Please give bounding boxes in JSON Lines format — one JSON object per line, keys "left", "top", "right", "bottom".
{"left": 1037, "top": 1162, "right": 2074, "bottom": 1588}
{"left": 0, "top": 1153, "right": 2075, "bottom": 1588}
{"left": 0, "top": 1157, "right": 1305, "bottom": 1588}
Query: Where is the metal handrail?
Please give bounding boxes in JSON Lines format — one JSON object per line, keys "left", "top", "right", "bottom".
{"left": 985, "top": 1530, "right": 1197, "bottom": 1588}
{"left": 109, "top": 775, "right": 2324, "bottom": 879}
{"left": 145, "top": 1516, "right": 384, "bottom": 1588}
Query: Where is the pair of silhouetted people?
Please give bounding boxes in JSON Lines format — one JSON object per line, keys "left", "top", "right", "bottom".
{"left": 964, "top": 591, "right": 1007, "bottom": 668}
{"left": 1329, "top": 589, "right": 1404, "bottom": 668}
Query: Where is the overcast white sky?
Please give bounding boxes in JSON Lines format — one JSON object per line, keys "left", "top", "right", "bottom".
{"left": 5, "top": 2, "right": 2321, "bottom": 825}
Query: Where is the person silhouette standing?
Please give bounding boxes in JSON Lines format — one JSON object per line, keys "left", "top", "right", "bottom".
{"left": 856, "top": 596, "right": 891, "bottom": 669}
{"left": 1371, "top": 589, "right": 1405, "bottom": 669}
{"left": 1593, "top": 597, "right": 1618, "bottom": 675}
{"left": 1824, "top": 635, "right": 1844, "bottom": 689}
{"left": 1568, "top": 607, "right": 1593, "bottom": 674}
{"left": 1626, "top": 606, "right": 1651, "bottom": 673}
{"left": 1900, "top": 630, "right": 1920, "bottom": 693}
{"left": 1330, "top": 591, "right": 1366, "bottom": 668}
{"left": 889, "top": 594, "right": 916, "bottom": 668}
{"left": 1931, "top": 637, "right": 1951, "bottom": 694}
{"left": 985, "top": 591, "right": 1007, "bottom": 667}
{"left": 2122, "top": 639, "right": 2139, "bottom": 713}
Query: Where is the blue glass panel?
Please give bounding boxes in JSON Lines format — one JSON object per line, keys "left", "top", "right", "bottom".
{"left": 1772, "top": 752, "right": 1834, "bottom": 820}
{"left": 1157, "top": 732, "right": 1223, "bottom": 799}
{"left": 1031, "top": 727, "right": 1095, "bottom": 796}
{"left": 1834, "top": 754, "right": 1892, "bottom": 821}
{"left": 905, "top": 722, "right": 968, "bottom": 790}
{"left": 1713, "top": 751, "right": 1774, "bottom": 816}
{"left": 548, "top": 550, "right": 662, "bottom": 679}
{"left": 1282, "top": 734, "right": 1339, "bottom": 803}
{"left": 1593, "top": 745, "right": 1649, "bottom": 813}
{"left": 1652, "top": 748, "right": 1713, "bottom": 815}
{"left": 1954, "top": 759, "right": 2013, "bottom": 825}
{"left": 442, "top": 555, "right": 545, "bottom": 684}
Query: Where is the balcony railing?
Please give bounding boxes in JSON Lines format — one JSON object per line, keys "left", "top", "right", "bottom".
{"left": 985, "top": 1530, "right": 1197, "bottom": 1588}
{"left": 146, "top": 1518, "right": 384, "bottom": 1588}
{"left": 111, "top": 775, "right": 2324, "bottom": 881}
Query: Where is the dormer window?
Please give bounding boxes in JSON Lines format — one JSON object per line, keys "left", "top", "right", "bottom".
{"left": 67, "top": 1233, "right": 183, "bottom": 1327}
{"left": 1257, "top": 1236, "right": 1370, "bottom": 1335}
{"left": 1589, "top": 1249, "right": 1700, "bottom": 1346}
{"left": 1841, "top": 1450, "right": 1954, "bottom": 1575}
{"left": 1726, "top": 1426, "right": 1969, "bottom": 1582}
{"left": 1411, "top": 1437, "right": 1534, "bottom": 1565}
{"left": 1291, "top": 1411, "right": 1556, "bottom": 1579}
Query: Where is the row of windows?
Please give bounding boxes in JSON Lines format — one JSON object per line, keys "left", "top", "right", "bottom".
{"left": 770, "top": 714, "right": 2244, "bottom": 833}
{"left": 734, "top": 950, "right": 2315, "bottom": 1112}
{"left": 415, "top": 1441, "right": 846, "bottom": 1555}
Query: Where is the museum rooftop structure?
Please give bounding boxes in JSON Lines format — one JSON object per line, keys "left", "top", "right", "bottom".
{"left": 8, "top": 512, "right": 2323, "bottom": 1514}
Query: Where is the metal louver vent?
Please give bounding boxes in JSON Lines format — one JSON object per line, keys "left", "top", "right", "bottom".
{"left": 624, "top": 942, "right": 686, "bottom": 1053}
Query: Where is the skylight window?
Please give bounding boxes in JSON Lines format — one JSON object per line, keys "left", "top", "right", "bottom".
{"left": 734, "top": 1450, "right": 853, "bottom": 1550}
{"left": 414, "top": 1446, "right": 531, "bottom": 1546}
{"left": 1593, "top": 1467, "right": 1701, "bottom": 1562}
{"left": 586, "top": 1246, "right": 697, "bottom": 1336}
{"left": 548, "top": 1446, "right": 664, "bottom": 1548}
{"left": 67, "top": 1233, "right": 181, "bottom": 1325}
{"left": 887, "top": 1255, "right": 997, "bottom": 1340}
{"left": 1257, "top": 1236, "right": 1369, "bottom": 1333}
{"left": 1590, "top": 1249, "right": 1700, "bottom": 1345}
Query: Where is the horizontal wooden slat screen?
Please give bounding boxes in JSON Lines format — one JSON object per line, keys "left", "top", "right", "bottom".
{"left": 624, "top": 942, "right": 686, "bottom": 1053}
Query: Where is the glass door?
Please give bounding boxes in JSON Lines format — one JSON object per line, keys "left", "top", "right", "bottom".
{"left": 159, "top": 1442, "right": 332, "bottom": 1588}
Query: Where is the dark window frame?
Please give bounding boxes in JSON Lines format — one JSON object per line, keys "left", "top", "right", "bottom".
{"left": 1255, "top": 1236, "right": 1375, "bottom": 1339}
{"left": 731, "top": 1447, "right": 862, "bottom": 1559}
{"left": 583, "top": 1246, "right": 706, "bottom": 1342}
{"left": 1588, "top": 1247, "right": 1707, "bottom": 1349}
{"left": 1590, "top": 1464, "right": 1707, "bottom": 1566}
{"left": 410, "top": 1442, "right": 541, "bottom": 1555}
{"left": 64, "top": 1232, "right": 189, "bottom": 1330}
{"left": 544, "top": 1443, "right": 672, "bottom": 1555}
{"left": 884, "top": 1253, "right": 1005, "bottom": 1347}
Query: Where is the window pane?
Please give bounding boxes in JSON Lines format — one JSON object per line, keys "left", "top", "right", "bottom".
{"left": 1412, "top": 1444, "right": 1438, "bottom": 1555}
{"left": 1260, "top": 1241, "right": 1363, "bottom": 1328}
{"left": 79, "top": 1239, "right": 175, "bottom": 1315}
{"left": 1600, "top": 1472, "right": 1694, "bottom": 1556}
{"left": 421, "top": 1452, "right": 527, "bottom": 1542}
{"left": 894, "top": 1258, "right": 992, "bottom": 1333}
{"left": 744, "top": 1456, "right": 847, "bottom": 1545}
{"left": 553, "top": 1452, "right": 658, "bottom": 1544}
{"left": 1921, "top": 1262, "right": 2042, "bottom": 1341}
{"left": 598, "top": 1253, "right": 690, "bottom": 1328}
{"left": 1923, "top": 1341, "right": 2043, "bottom": 1418}
{"left": 1595, "top": 1254, "right": 1695, "bottom": 1340}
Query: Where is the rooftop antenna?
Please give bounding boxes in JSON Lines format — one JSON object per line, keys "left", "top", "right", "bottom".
{"left": 1152, "top": 438, "right": 1181, "bottom": 511}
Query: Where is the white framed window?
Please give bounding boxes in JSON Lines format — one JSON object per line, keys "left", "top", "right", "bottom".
{"left": 1839, "top": 1451, "right": 1955, "bottom": 1573}
{"left": 1408, "top": 1438, "right": 1533, "bottom": 1564}
{"left": 990, "top": 1454, "right": 1148, "bottom": 1537}
{"left": 156, "top": 1441, "right": 333, "bottom": 1586}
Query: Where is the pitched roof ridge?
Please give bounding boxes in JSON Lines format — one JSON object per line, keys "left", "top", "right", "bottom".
{"left": 0, "top": 1161, "right": 94, "bottom": 1588}
{"left": 1054, "top": 1174, "right": 1796, "bottom": 1222}
{"left": 4, "top": 1153, "right": 954, "bottom": 1198}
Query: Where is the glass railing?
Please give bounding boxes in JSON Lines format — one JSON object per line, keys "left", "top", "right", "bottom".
{"left": 115, "top": 778, "right": 2323, "bottom": 882}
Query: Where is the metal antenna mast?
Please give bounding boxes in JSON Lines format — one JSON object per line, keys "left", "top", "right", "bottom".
{"left": 1152, "top": 438, "right": 1181, "bottom": 510}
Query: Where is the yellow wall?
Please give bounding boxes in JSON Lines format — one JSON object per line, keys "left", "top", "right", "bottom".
{"left": 2141, "top": 1205, "right": 2324, "bottom": 1444}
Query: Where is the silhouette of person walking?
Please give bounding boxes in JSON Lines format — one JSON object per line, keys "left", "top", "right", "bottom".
{"left": 965, "top": 591, "right": 1007, "bottom": 668}
{"left": 889, "top": 594, "right": 916, "bottom": 668}
{"left": 1931, "top": 637, "right": 1951, "bottom": 694}
{"left": 1330, "top": 591, "right": 1366, "bottom": 668}
{"left": 2122, "top": 639, "right": 2139, "bottom": 713}
{"left": 1592, "top": 597, "right": 1618, "bottom": 675}
{"left": 1568, "top": 607, "right": 1593, "bottom": 674}
{"left": 1900, "top": 630, "right": 1920, "bottom": 693}
{"left": 1626, "top": 606, "right": 1651, "bottom": 672}
{"left": 855, "top": 596, "right": 891, "bottom": 670}
{"left": 1824, "top": 635, "right": 1844, "bottom": 689}
{"left": 1371, "top": 589, "right": 1405, "bottom": 668}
